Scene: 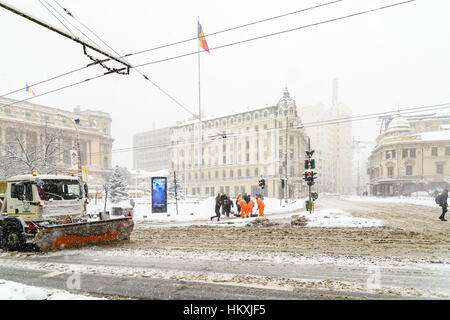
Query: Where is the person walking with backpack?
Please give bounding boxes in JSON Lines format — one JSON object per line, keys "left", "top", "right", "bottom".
{"left": 437, "top": 189, "right": 448, "bottom": 221}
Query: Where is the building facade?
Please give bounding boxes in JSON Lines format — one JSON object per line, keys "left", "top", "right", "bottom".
{"left": 168, "top": 89, "right": 309, "bottom": 199}
{"left": 301, "top": 81, "right": 353, "bottom": 195}
{"left": 368, "top": 114, "right": 450, "bottom": 196}
{"left": 0, "top": 98, "right": 113, "bottom": 182}
{"left": 133, "top": 127, "right": 171, "bottom": 172}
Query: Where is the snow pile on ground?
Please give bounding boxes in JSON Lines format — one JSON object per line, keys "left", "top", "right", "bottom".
{"left": 302, "top": 208, "right": 383, "bottom": 228}
{"left": 342, "top": 195, "right": 437, "bottom": 208}
{"left": 0, "top": 279, "right": 105, "bottom": 300}
{"left": 88, "top": 197, "right": 305, "bottom": 223}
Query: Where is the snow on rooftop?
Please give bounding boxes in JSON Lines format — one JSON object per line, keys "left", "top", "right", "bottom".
{"left": 420, "top": 129, "right": 450, "bottom": 142}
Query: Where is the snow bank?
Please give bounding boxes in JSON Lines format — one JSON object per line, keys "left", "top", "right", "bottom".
{"left": 302, "top": 208, "right": 383, "bottom": 228}
{"left": 342, "top": 196, "right": 437, "bottom": 208}
{"left": 0, "top": 279, "right": 105, "bottom": 300}
{"left": 88, "top": 197, "right": 306, "bottom": 223}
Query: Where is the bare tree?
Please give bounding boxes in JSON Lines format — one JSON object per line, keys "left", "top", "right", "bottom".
{"left": 0, "top": 126, "right": 65, "bottom": 178}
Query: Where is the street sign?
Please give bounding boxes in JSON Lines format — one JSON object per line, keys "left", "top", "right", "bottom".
{"left": 70, "top": 150, "right": 78, "bottom": 171}
{"left": 81, "top": 166, "right": 89, "bottom": 182}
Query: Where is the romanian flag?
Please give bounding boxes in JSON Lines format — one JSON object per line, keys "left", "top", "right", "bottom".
{"left": 197, "top": 22, "right": 210, "bottom": 53}
{"left": 25, "top": 84, "right": 36, "bottom": 96}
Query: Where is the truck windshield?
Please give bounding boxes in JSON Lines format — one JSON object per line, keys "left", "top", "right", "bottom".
{"left": 37, "top": 179, "right": 82, "bottom": 201}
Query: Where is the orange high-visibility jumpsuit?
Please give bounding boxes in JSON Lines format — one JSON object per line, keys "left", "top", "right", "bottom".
{"left": 239, "top": 199, "right": 247, "bottom": 218}
{"left": 247, "top": 200, "right": 255, "bottom": 217}
{"left": 257, "top": 198, "right": 265, "bottom": 217}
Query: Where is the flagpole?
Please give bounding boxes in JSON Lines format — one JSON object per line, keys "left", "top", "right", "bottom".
{"left": 198, "top": 17, "right": 202, "bottom": 197}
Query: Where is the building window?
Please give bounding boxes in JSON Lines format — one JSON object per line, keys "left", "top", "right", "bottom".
{"left": 410, "top": 148, "right": 416, "bottom": 158}
{"left": 208, "top": 172, "right": 211, "bottom": 179}
{"left": 290, "top": 135, "right": 294, "bottom": 145}
{"left": 279, "top": 136, "right": 283, "bottom": 145}
{"left": 406, "top": 165, "right": 413, "bottom": 176}
{"left": 386, "top": 151, "right": 391, "bottom": 159}
{"left": 437, "top": 164, "right": 444, "bottom": 175}
{"left": 391, "top": 150, "right": 396, "bottom": 158}
{"left": 205, "top": 187, "right": 209, "bottom": 195}
{"left": 246, "top": 169, "right": 250, "bottom": 177}
{"left": 246, "top": 154, "right": 249, "bottom": 162}
{"left": 223, "top": 156, "right": 226, "bottom": 164}
{"left": 238, "top": 169, "right": 242, "bottom": 177}
{"left": 215, "top": 171, "right": 218, "bottom": 179}
{"left": 432, "top": 147, "right": 438, "bottom": 156}
{"left": 230, "top": 170, "right": 234, "bottom": 178}
{"left": 264, "top": 124, "right": 268, "bottom": 130}
{"left": 254, "top": 168, "right": 258, "bottom": 176}
{"left": 446, "top": 147, "right": 450, "bottom": 156}
{"left": 402, "top": 149, "right": 408, "bottom": 158}
{"left": 223, "top": 170, "right": 226, "bottom": 178}
{"left": 388, "top": 167, "right": 394, "bottom": 177}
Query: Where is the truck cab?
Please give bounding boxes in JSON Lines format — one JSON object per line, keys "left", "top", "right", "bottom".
{"left": 1, "top": 174, "right": 88, "bottom": 223}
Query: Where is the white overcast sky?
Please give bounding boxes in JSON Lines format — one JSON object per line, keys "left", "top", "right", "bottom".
{"left": 1, "top": 0, "right": 449, "bottom": 168}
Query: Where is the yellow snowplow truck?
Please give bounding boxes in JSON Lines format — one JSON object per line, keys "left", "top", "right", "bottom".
{"left": 0, "top": 174, "right": 133, "bottom": 251}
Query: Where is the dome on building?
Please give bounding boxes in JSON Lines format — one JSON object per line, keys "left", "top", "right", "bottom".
{"left": 384, "top": 114, "right": 412, "bottom": 135}
{"left": 277, "top": 87, "right": 297, "bottom": 110}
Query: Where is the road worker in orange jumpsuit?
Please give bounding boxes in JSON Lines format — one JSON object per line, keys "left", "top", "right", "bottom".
{"left": 247, "top": 198, "right": 255, "bottom": 217}
{"left": 239, "top": 198, "right": 248, "bottom": 218}
{"left": 256, "top": 197, "right": 265, "bottom": 217}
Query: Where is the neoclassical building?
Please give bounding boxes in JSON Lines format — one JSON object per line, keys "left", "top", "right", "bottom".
{"left": 0, "top": 97, "right": 113, "bottom": 182}
{"left": 169, "top": 89, "right": 309, "bottom": 199}
{"left": 368, "top": 114, "right": 450, "bottom": 196}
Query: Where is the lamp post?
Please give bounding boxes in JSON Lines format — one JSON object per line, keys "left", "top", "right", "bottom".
{"left": 58, "top": 113, "right": 81, "bottom": 177}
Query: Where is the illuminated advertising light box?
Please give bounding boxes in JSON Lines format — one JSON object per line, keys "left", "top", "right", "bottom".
{"left": 152, "top": 177, "right": 167, "bottom": 213}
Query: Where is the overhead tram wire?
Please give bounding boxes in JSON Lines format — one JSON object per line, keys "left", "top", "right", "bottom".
{"left": 41, "top": 0, "right": 104, "bottom": 50}
{"left": 85, "top": 100, "right": 450, "bottom": 157}
{"left": 0, "top": 0, "right": 344, "bottom": 99}
{"left": 51, "top": 0, "right": 198, "bottom": 118}
{"left": 134, "top": 0, "right": 416, "bottom": 68}
{"left": 2, "top": 0, "right": 416, "bottom": 111}
{"left": 128, "top": 0, "right": 344, "bottom": 57}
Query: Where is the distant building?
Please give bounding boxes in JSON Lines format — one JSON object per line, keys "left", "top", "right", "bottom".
{"left": 301, "top": 80, "right": 353, "bottom": 195}
{"left": 133, "top": 127, "right": 171, "bottom": 172}
{"left": 169, "top": 88, "right": 309, "bottom": 198}
{"left": 0, "top": 98, "right": 113, "bottom": 182}
{"left": 368, "top": 114, "right": 450, "bottom": 196}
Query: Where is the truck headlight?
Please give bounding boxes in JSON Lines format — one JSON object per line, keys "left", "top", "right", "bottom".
{"left": 38, "top": 201, "right": 45, "bottom": 207}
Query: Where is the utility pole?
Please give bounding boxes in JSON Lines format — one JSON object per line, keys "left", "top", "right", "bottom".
{"left": 285, "top": 115, "right": 288, "bottom": 203}
{"left": 0, "top": 0, "right": 131, "bottom": 70}
{"left": 174, "top": 170, "right": 179, "bottom": 216}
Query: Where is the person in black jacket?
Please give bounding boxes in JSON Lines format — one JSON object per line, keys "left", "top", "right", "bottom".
{"left": 438, "top": 189, "right": 448, "bottom": 221}
{"left": 220, "top": 193, "right": 227, "bottom": 216}
{"left": 223, "top": 196, "right": 234, "bottom": 217}
{"left": 211, "top": 193, "right": 222, "bottom": 221}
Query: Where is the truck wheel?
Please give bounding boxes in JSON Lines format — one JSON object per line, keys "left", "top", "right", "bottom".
{"left": 3, "top": 223, "right": 26, "bottom": 252}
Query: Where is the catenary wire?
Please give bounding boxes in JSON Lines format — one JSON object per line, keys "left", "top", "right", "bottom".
{"left": 79, "top": 101, "right": 450, "bottom": 157}
{"left": 0, "top": 0, "right": 343, "bottom": 99}
{"left": 1, "top": 1, "right": 417, "bottom": 114}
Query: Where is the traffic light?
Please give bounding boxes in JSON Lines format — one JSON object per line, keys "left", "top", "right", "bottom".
{"left": 258, "top": 178, "right": 266, "bottom": 189}
{"left": 281, "top": 179, "right": 285, "bottom": 189}
{"left": 304, "top": 160, "right": 310, "bottom": 169}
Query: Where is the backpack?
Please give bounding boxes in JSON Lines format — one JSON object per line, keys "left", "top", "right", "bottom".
{"left": 435, "top": 194, "right": 441, "bottom": 205}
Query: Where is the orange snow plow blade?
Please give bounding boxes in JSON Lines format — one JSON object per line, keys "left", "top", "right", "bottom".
{"left": 33, "top": 217, "right": 134, "bottom": 251}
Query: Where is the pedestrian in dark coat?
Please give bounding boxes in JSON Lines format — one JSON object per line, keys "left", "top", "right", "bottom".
{"left": 223, "top": 196, "right": 234, "bottom": 217}
{"left": 211, "top": 193, "right": 222, "bottom": 221}
{"left": 438, "top": 189, "right": 448, "bottom": 221}
{"left": 220, "top": 193, "right": 227, "bottom": 216}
